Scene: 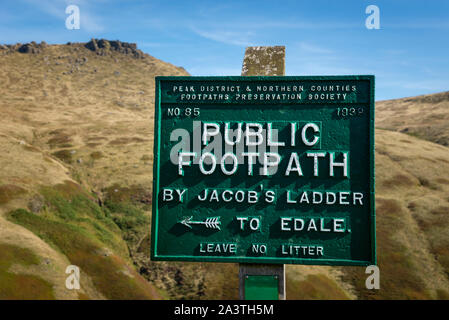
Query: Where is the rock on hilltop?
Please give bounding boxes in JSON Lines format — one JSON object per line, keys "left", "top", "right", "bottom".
{"left": 0, "top": 38, "right": 176, "bottom": 62}
{"left": 84, "top": 39, "right": 146, "bottom": 59}
{"left": 0, "top": 41, "right": 48, "bottom": 54}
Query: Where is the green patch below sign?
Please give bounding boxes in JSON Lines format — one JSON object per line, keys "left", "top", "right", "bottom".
{"left": 245, "top": 275, "right": 278, "bottom": 300}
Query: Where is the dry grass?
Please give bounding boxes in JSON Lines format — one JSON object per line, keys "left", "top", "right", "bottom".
{"left": 377, "top": 91, "right": 449, "bottom": 146}
{"left": 90, "top": 151, "right": 104, "bottom": 160}
{"left": 0, "top": 42, "right": 187, "bottom": 299}
{"left": 287, "top": 274, "right": 350, "bottom": 300}
{"left": 8, "top": 207, "right": 160, "bottom": 300}
{"left": 342, "top": 196, "right": 431, "bottom": 299}
{"left": 0, "top": 243, "right": 55, "bottom": 299}
{"left": 108, "top": 137, "right": 148, "bottom": 146}
{"left": 381, "top": 174, "right": 416, "bottom": 189}
{"left": 0, "top": 185, "right": 26, "bottom": 205}
{"left": 48, "top": 131, "right": 73, "bottom": 149}
{"left": 0, "top": 42, "right": 188, "bottom": 191}
{"left": 52, "top": 149, "right": 75, "bottom": 164}
{"left": 340, "top": 129, "right": 449, "bottom": 299}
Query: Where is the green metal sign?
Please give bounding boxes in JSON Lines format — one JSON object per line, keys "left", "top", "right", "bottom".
{"left": 151, "top": 76, "right": 376, "bottom": 266}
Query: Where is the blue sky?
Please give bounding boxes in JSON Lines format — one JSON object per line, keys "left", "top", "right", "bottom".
{"left": 1, "top": 0, "right": 449, "bottom": 100}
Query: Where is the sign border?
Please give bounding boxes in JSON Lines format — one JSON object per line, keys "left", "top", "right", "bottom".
{"left": 151, "top": 75, "right": 376, "bottom": 266}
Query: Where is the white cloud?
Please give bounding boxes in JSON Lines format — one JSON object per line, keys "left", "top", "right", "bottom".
{"left": 187, "top": 66, "right": 242, "bottom": 76}
{"left": 385, "top": 20, "right": 449, "bottom": 29}
{"left": 20, "top": 0, "right": 104, "bottom": 33}
{"left": 80, "top": 11, "right": 104, "bottom": 33}
{"left": 190, "top": 25, "right": 255, "bottom": 46}
{"left": 289, "top": 62, "right": 357, "bottom": 76}
{"left": 298, "top": 42, "right": 333, "bottom": 54}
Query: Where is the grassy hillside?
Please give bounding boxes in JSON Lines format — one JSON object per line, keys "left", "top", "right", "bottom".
{"left": 341, "top": 129, "right": 449, "bottom": 299}
{"left": 0, "top": 40, "right": 186, "bottom": 299}
{"left": 376, "top": 91, "right": 449, "bottom": 146}
{"left": 0, "top": 40, "right": 448, "bottom": 299}
{"left": 0, "top": 243, "right": 55, "bottom": 299}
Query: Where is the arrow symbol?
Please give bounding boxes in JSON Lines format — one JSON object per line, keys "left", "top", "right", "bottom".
{"left": 179, "top": 216, "right": 221, "bottom": 230}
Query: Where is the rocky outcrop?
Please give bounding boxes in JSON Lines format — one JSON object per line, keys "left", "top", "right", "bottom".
{"left": 0, "top": 39, "right": 145, "bottom": 59}
{"left": 0, "top": 41, "right": 47, "bottom": 54}
{"left": 18, "top": 41, "right": 47, "bottom": 54}
{"left": 85, "top": 38, "right": 145, "bottom": 59}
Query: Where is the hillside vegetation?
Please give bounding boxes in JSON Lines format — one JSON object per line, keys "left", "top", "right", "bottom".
{"left": 377, "top": 91, "right": 449, "bottom": 146}
{"left": 0, "top": 40, "right": 448, "bottom": 299}
{"left": 0, "top": 40, "right": 186, "bottom": 299}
